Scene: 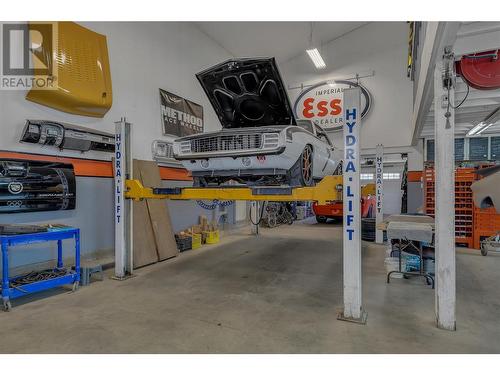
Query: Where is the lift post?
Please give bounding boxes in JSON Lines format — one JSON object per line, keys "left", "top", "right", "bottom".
{"left": 375, "top": 144, "right": 384, "bottom": 244}
{"left": 337, "top": 87, "right": 367, "bottom": 324}
{"left": 250, "top": 201, "right": 260, "bottom": 235}
{"left": 114, "top": 118, "right": 133, "bottom": 280}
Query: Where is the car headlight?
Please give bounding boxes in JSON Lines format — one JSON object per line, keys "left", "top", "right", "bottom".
{"left": 172, "top": 142, "right": 180, "bottom": 155}
{"left": 262, "top": 133, "right": 281, "bottom": 149}
{"left": 178, "top": 140, "right": 191, "bottom": 154}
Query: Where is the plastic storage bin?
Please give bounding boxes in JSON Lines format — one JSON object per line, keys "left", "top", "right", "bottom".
{"left": 402, "top": 251, "right": 421, "bottom": 272}
{"left": 175, "top": 235, "right": 192, "bottom": 252}
{"left": 191, "top": 233, "right": 202, "bottom": 250}
{"left": 204, "top": 230, "right": 220, "bottom": 244}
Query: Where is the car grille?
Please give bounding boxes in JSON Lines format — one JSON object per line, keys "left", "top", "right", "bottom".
{"left": 190, "top": 134, "right": 263, "bottom": 153}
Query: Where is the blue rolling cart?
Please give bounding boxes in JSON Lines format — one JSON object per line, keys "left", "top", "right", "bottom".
{"left": 1, "top": 227, "right": 80, "bottom": 311}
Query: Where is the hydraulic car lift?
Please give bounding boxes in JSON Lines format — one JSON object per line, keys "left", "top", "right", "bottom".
{"left": 113, "top": 87, "right": 367, "bottom": 324}
{"left": 125, "top": 176, "right": 340, "bottom": 205}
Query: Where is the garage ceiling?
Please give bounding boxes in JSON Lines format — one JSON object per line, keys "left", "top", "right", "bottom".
{"left": 195, "top": 22, "right": 368, "bottom": 64}
{"left": 420, "top": 22, "right": 500, "bottom": 138}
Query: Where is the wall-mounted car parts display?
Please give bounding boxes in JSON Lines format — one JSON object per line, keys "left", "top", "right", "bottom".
{"left": 20, "top": 120, "right": 115, "bottom": 153}
{"left": 0, "top": 159, "right": 76, "bottom": 213}
{"left": 25, "top": 22, "right": 113, "bottom": 117}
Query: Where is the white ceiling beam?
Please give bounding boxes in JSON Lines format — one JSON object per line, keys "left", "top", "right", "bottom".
{"left": 429, "top": 109, "right": 497, "bottom": 119}
{"left": 453, "top": 89, "right": 500, "bottom": 100}
{"left": 428, "top": 102, "right": 499, "bottom": 113}
{"left": 425, "top": 89, "right": 500, "bottom": 100}
{"left": 454, "top": 22, "right": 500, "bottom": 57}
{"left": 411, "top": 22, "right": 461, "bottom": 145}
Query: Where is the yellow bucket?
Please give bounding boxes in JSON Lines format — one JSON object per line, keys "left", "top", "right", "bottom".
{"left": 204, "top": 230, "right": 220, "bottom": 244}
{"left": 191, "top": 233, "right": 202, "bottom": 249}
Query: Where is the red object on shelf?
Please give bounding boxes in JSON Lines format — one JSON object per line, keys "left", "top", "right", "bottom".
{"left": 456, "top": 50, "right": 500, "bottom": 90}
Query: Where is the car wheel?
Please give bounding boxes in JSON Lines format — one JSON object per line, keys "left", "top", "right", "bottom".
{"left": 288, "top": 145, "right": 315, "bottom": 187}
{"left": 316, "top": 215, "right": 327, "bottom": 223}
{"left": 193, "top": 177, "right": 208, "bottom": 187}
{"left": 301, "top": 145, "right": 314, "bottom": 186}
{"left": 480, "top": 244, "right": 488, "bottom": 256}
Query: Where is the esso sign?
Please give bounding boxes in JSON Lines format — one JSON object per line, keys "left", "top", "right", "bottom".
{"left": 293, "top": 80, "right": 371, "bottom": 131}
{"left": 302, "top": 97, "right": 342, "bottom": 118}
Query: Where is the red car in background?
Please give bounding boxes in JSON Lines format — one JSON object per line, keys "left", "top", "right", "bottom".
{"left": 313, "top": 195, "right": 376, "bottom": 223}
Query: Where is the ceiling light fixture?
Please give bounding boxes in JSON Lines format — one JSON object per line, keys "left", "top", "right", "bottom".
{"left": 467, "top": 106, "right": 500, "bottom": 136}
{"left": 306, "top": 22, "right": 326, "bottom": 70}
{"left": 467, "top": 121, "right": 493, "bottom": 136}
{"left": 306, "top": 48, "right": 326, "bottom": 69}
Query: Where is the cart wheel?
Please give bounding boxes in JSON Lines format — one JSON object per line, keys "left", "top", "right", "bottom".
{"left": 3, "top": 300, "right": 11, "bottom": 312}
{"left": 72, "top": 282, "right": 79, "bottom": 292}
{"left": 268, "top": 216, "right": 277, "bottom": 228}
{"left": 480, "top": 245, "right": 488, "bottom": 256}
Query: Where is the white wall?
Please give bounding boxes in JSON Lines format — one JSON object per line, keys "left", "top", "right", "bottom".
{"left": 281, "top": 22, "right": 415, "bottom": 152}
{"left": 0, "top": 22, "right": 230, "bottom": 160}
{"left": 0, "top": 22, "right": 232, "bottom": 267}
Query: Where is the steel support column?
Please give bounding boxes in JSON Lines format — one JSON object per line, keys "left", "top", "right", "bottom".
{"left": 434, "top": 60, "right": 456, "bottom": 331}
{"left": 375, "top": 144, "right": 384, "bottom": 243}
{"left": 114, "top": 118, "right": 133, "bottom": 279}
{"left": 250, "top": 201, "right": 259, "bottom": 235}
{"left": 338, "top": 87, "right": 366, "bottom": 324}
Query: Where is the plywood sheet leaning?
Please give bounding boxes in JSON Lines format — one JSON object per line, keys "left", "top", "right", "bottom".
{"left": 132, "top": 160, "right": 159, "bottom": 268}
{"left": 137, "top": 160, "right": 179, "bottom": 261}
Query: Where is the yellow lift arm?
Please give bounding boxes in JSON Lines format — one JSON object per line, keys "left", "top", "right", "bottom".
{"left": 125, "top": 175, "right": 343, "bottom": 205}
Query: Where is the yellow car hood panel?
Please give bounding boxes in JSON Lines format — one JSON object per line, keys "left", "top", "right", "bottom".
{"left": 26, "top": 22, "right": 112, "bottom": 118}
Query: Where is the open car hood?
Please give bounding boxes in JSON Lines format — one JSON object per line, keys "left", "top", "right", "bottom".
{"left": 196, "top": 58, "right": 296, "bottom": 128}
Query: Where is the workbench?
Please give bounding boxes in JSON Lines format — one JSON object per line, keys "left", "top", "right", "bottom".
{"left": 378, "top": 215, "right": 435, "bottom": 288}
{"left": 1, "top": 227, "right": 80, "bottom": 311}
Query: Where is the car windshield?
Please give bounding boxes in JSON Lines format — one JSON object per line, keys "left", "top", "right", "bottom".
{"left": 315, "top": 124, "right": 333, "bottom": 146}
{"left": 297, "top": 120, "right": 314, "bottom": 134}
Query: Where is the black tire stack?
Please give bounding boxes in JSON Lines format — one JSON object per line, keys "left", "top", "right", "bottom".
{"left": 361, "top": 218, "right": 387, "bottom": 242}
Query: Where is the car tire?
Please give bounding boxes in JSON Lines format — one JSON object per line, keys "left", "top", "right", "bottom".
{"left": 193, "top": 177, "right": 208, "bottom": 187}
{"left": 361, "top": 218, "right": 387, "bottom": 242}
{"left": 288, "top": 145, "right": 314, "bottom": 187}
{"left": 316, "top": 215, "right": 327, "bottom": 223}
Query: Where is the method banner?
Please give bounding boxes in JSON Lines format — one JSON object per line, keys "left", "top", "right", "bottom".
{"left": 160, "top": 89, "right": 203, "bottom": 137}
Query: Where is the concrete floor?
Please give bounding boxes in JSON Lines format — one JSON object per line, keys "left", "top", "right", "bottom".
{"left": 1, "top": 218, "right": 499, "bottom": 353}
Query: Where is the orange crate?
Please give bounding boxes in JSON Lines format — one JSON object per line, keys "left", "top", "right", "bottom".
{"left": 424, "top": 166, "right": 475, "bottom": 247}
{"left": 474, "top": 207, "right": 500, "bottom": 231}
{"left": 456, "top": 236, "right": 474, "bottom": 248}
{"left": 424, "top": 163, "right": 499, "bottom": 249}
{"left": 455, "top": 168, "right": 476, "bottom": 181}
{"left": 473, "top": 207, "right": 500, "bottom": 249}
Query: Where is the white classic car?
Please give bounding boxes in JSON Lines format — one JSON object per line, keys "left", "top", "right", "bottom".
{"left": 173, "top": 57, "right": 340, "bottom": 187}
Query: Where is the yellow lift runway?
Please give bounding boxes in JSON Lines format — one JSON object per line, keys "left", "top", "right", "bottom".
{"left": 125, "top": 175, "right": 343, "bottom": 204}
